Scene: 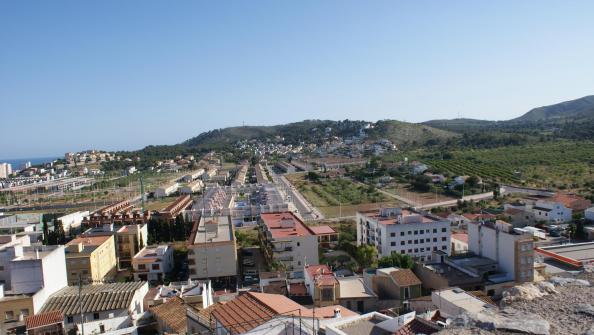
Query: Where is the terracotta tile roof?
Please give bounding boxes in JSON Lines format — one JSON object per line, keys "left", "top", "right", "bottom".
{"left": 25, "top": 310, "right": 63, "bottom": 330}
{"left": 553, "top": 193, "right": 592, "bottom": 211}
{"left": 66, "top": 235, "right": 111, "bottom": 246}
{"left": 260, "top": 212, "right": 315, "bottom": 238}
{"left": 309, "top": 225, "right": 337, "bottom": 235}
{"left": 150, "top": 296, "right": 187, "bottom": 334}
{"left": 289, "top": 282, "right": 308, "bottom": 296}
{"left": 462, "top": 213, "right": 496, "bottom": 221}
{"left": 451, "top": 233, "right": 468, "bottom": 243}
{"left": 394, "top": 318, "right": 440, "bottom": 335}
{"left": 390, "top": 269, "right": 421, "bottom": 287}
{"left": 196, "top": 303, "right": 221, "bottom": 329}
{"left": 305, "top": 265, "right": 338, "bottom": 286}
{"left": 40, "top": 281, "right": 146, "bottom": 315}
{"left": 504, "top": 207, "right": 523, "bottom": 215}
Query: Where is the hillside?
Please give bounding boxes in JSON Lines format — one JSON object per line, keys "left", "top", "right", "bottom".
{"left": 367, "top": 120, "right": 457, "bottom": 147}
{"left": 423, "top": 95, "right": 594, "bottom": 140}
{"left": 512, "top": 95, "right": 594, "bottom": 122}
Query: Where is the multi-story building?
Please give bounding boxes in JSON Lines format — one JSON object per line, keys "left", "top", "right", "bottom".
{"left": 65, "top": 235, "right": 117, "bottom": 285}
{"left": 304, "top": 265, "right": 339, "bottom": 307}
{"left": 356, "top": 208, "right": 451, "bottom": 262}
{"left": 188, "top": 216, "right": 238, "bottom": 283}
{"left": 0, "top": 163, "right": 12, "bottom": 178}
{"left": 132, "top": 245, "right": 174, "bottom": 282}
{"left": 116, "top": 224, "right": 148, "bottom": 269}
{"left": 532, "top": 200, "right": 572, "bottom": 224}
{"left": 0, "top": 245, "right": 67, "bottom": 333}
{"left": 259, "top": 212, "right": 319, "bottom": 278}
{"left": 467, "top": 220, "right": 534, "bottom": 283}
{"left": 154, "top": 182, "right": 179, "bottom": 198}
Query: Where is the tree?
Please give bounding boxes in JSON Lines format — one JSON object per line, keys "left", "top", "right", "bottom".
{"left": 42, "top": 220, "right": 49, "bottom": 245}
{"left": 53, "top": 220, "right": 66, "bottom": 245}
{"left": 355, "top": 245, "right": 377, "bottom": 269}
{"left": 411, "top": 175, "right": 432, "bottom": 192}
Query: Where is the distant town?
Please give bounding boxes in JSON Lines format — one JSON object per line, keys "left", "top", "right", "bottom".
{"left": 0, "top": 114, "right": 593, "bottom": 335}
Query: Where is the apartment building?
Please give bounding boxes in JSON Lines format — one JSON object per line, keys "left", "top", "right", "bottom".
{"left": 188, "top": 216, "right": 238, "bottom": 282}
{"left": 132, "top": 245, "right": 174, "bottom": 282}
{"left": 356, "top": 208, "right": 451, "bottom": 262}
{"left": 116, "top": 224, "right": 148, "bottom": 269}
{"left": 180, "top": 179, "right": 204, "bottom": 194}
{"left": 259, "top": 212, "right": 319, "bottom": 278}
{"left": 0, "top": 245, "right": 67, "bottom": 333}
{"left": 532, "top": 200, "right": 572, "bottom": 224}
{"left": 65, "top": 235, "right": 117, "bottom": 285}
{"left": 467, "top": 220, "right": 534, "bottom": 283}
{"left": 0, "top": 163, "right": 12, "bottom": 178}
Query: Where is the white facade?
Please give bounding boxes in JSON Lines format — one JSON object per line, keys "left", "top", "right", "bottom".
{"left": 532, "top": 201, "right": 572, "bottom": 224}
{"left": 356, "top": 208, "right": 451, "bottom": 262}
{"left": 154, "top": 183, "right": 179, "bottom": 198}
{"left": 0, "top": 163, "right": 12, "bottom": 178}
{"left": 132, "top": 245, "right": 174, "bottom": 282}
{"left": 188, "top": 216, "right": 238, "bottom": 279}
{"left": 467, "top": 221, "right": 534, "bottom": 283}
{"left": 57, "top": 210, "right": 90, "bottom": 235}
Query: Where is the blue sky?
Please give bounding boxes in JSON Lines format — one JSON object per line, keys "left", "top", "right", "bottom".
{"left": 1, "top": 1, "right": 594, "bottom": 158}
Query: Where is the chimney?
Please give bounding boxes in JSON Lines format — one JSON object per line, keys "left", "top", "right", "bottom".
{"left": 334, "top": 308, "right": 341, "bottom": 318}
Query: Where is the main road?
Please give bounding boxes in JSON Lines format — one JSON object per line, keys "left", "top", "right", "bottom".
{"left": 266, "top": 165, "right": 324, "bottom": 221}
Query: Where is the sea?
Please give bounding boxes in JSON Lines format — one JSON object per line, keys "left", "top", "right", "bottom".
{"left": 0, "top": 156, "right": 60, "bottom": 169}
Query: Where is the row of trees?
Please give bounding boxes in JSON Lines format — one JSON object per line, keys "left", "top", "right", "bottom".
{"left": 42, "top": 219, "right": 66, "bottom": 245}
{"left": 147, "top": 215, "right": 193, "bottom": 244}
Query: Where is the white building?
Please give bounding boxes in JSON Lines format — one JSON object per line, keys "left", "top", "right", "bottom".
{"left": 180, "top": 179, "right": 203, "bottom": 194}
{"left": 0, "top": 163, "right": 12, "bottom": 178}
{"left": 532, "top": 200, "right": 572, "bottom": 224}
{"left": 586, "top": 207, "right": 594, "bottom": 222}
{"left": 181, "top": 169, "right": 205, "bottom": 183}
{"left": 431, "top": 287, "right": 495, "bottom": 318}
{"left": 132, "top": 245, "right": 174, "bottom": 282}
{"left": 188, "top": 216, "right": 238, "bottom": 280}
{"left": 154, "top": 182, "right": 178, "bottom": 198}
{"left": 467, "top": 220, "right": 534, "bottom": 283}
{"left": 39, "top": 281, "right": 148, "bottom": 334}
{"left": 356, "top": 208, "right": 451, "bottom": 262}
{"left": 56, "top": 211, "right": 90, "bottom": 235}
{"left": 260, "top": 212, "right": 319, "bottom": 278}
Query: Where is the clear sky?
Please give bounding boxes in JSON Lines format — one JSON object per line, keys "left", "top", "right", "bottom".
{"left": 1, "top": 1, "right": 594, "bottom": 158}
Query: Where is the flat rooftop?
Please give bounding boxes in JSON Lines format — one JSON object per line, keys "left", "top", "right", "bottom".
{"left": 359, "top": 208, "right": 440, "bottom": 225}
{"left": 192, "top": 215, "right": 233, "bottom": 244}
{"left": 434, "top": 288, "right": 495, "bottom": 315}
{"left": 537, "top": 242, "right": 594, "bottom": 266}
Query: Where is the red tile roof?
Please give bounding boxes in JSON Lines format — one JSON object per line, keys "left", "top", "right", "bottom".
{"left": 260, "top": 212, "right": 315, "bottom": 238}
{"left": 451, "top": 233, "right": 468, "bottom": 244}
{"left": 309, "top": 225, "right": 337, "bottom": 235}
{"left": 305, "top": 265, "right": 338, "bottom": 286}
{"left": 462, "top": 213, "right": 496, "bottom": 221}
{"left": 553, "top": 193, "right": 592, "bottom": 211}
{"left": 25, "top": 310, "right": 63, "bottom": 330}
{"left": 390, "top": 269, "right": 421, "bottom": 287}
{"left": 150, "top": 296, "right": 187, "bottom": 334}
{"left": 394, "top": 318, "right": 440, "bottom": 335}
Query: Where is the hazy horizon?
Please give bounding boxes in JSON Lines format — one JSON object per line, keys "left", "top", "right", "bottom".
{"left": 2, "top": 1, "right": 594, "bottom": 158}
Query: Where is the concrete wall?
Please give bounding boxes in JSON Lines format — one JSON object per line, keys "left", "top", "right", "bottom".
{"left": 189, "top": 242, "right": 238, "bottom": 279}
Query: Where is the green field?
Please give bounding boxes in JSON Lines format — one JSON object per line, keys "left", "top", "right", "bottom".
{"left": 387, "top": 141, "right": 594, "bottom": 190}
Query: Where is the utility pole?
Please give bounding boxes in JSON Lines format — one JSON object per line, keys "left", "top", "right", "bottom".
{"left": 78, "top": 274, "right": 85, "bottom": 335}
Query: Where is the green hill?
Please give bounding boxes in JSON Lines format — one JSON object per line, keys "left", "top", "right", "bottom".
{"left": 367, "top": 120, "right": 457, "bottom": 147}
{"left": 512, "top": 95, "right": 594, "bottom": 122}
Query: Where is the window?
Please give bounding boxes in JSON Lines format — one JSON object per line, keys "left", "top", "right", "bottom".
{"left": 426, "top": 229, "right": 430, "bottom": 233}
{"left": 400, "top": 232, "right": 405, "bottom": 236}
{"left": 433, "top": 238, "right": 437, "bottom": 242}
{"left": 0, "top": 266, "right": 4, "bottom": 271}
{"left": 67, "top": 316, "right": 74, "bottom": 323}
{"left": 441, "top": 237, "right": 447, "bottom": 241}
{"left": 5, "top": 311, "right": 13, "bottom": 320}
{"left": 297, "top": 242, "right": 300, "bottom": 247}
{"left": 433, "top": 246, "right": 438, "bottom": 251}
{"left": 442, "top": 246, "right": 447, "bottom": 250}
{"left": 297, "top": 261, "right": 301, "bottom": 266}
{"left": 401, "top": 250, "right": 405, "bottom": 254}
{"left": 441, "top": 228, "right": 447, "bottom": 232}
{"left": 414, "top": 240, "right": 418, "bottom": 244}
{"left": 152, "top": 264, "right": 160, "bottom": 270}
{"left": 321, "top": 288, "right": 334, "bottom": 301}
{"left": 400, "top": 241, "right": 405, "bottom": 246}
{"left": 419, "top": 230, "right": 424, "bottom": 235}
{"left": 407, "top": 231, "right": 412, "bottom": 235}
{"left": 99, "top": 324, "right": 105, "bottom": 333}
{"left": 420, "top": 248, "right": 424, "bottom": 252}
{"left": 94, "top": 313, "right": 100, "bottom": 320}
{"left": 404, "top": 287, "right": 410, "bottom": 299}
{"left": 433, "top": 229, "right": 437, "bottom": 233}
{"left": 20, "top": 309, "right": 29, "bottom": 318}
{"left": 414, "top": 230, "right": 418, "bottom": 235}
{"left": 419, "top": 239, "right": 424, "bottom": 243}
{"left": 414, "top": 248, "right": 419, "bottom": 253}
{"left": 390, "top": 232, "right": 395, "bottom": 237}
{"left": 408, "top": 249, "right": 412, "bottom": 253}
{"left": 390, "top": 242, "right": 396, "bottom": 246}
{"left": 408, "top": 240, "right": 412, "bottom": 244}
{"left": 138, "top": 264, "right": 146, "bottom": 270}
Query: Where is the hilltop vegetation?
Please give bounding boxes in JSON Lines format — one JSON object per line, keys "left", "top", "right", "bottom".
{"left": 366, "top": 120, "right": 457, "bottom": 148}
